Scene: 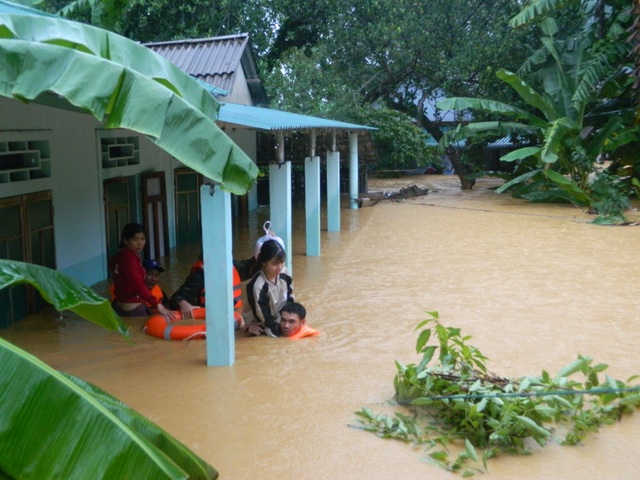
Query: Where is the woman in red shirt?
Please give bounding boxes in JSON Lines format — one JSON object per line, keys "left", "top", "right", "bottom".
{"left": 109, "top": 223, "right": 174, "bottom": 319}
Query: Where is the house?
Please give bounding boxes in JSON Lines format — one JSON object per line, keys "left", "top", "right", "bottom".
{"left": 145, "top": 34, "right": 268, "bottom": 107}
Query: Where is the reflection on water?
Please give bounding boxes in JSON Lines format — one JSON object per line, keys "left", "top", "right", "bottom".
{"left": 3, "top": 175, "right": 640, "bottom": 479}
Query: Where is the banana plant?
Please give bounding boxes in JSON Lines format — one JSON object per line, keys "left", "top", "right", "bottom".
{"left": 0, "top": 259, "right": 218, "bottom": 479}
{"left": 437, "top": 12, "right": 638, "bottom": 218}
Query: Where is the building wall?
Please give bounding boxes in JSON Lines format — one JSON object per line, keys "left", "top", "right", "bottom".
{"left": 222, "top": 68, "right": 253, "bottom": 105}
{"left": 224, "top": 126, "right": 258, "bottom": 210}
{"left": 0, "top": 96, "right": 175, "bottom": 287}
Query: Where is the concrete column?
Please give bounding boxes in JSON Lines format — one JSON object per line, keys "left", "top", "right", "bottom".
{"left": 327, "top": 130, "right": 341, "bottom": 232}
{"left": 349, "top": 133, "right": 359, "bottom": 209}
{"left": 305, "top": 155, "right": 321, "bottom": 256}
{"left": 269, "top": 161, "right": 292, "bottom": 272}
{"left": 201, "top": 183, "right": 234, "bottom": 366}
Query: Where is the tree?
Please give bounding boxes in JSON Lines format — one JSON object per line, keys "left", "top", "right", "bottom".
{"left": 264, "top": 0, "right": 535, "bottom": 189}
{"left": 437, "top": 4, "right": 639, "bottom": 223}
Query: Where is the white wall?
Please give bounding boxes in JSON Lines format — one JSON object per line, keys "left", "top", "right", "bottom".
{"left": 0, "top": 96, "right": 175, "bottom": 287}
{"left": 0, "top": 95, "right": 260, "bottom": 289}
{"left": 222, "top": 68, "right": 253, "bottom": 105}
{"left": 223, "top": 126, "right": 258, "bottom": 210}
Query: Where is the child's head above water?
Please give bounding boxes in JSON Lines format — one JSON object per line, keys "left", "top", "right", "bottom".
{"left": 257, "top": 239, "right": 286, "bottom": 265}
{"left": 142, "top": 258, "right": 164, "bottom": 288}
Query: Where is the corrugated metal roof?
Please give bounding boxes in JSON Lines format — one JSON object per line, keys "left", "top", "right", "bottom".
{"left": 145, "top": 34, "right": 267, "bottom": 105}
{"left": 218, "top": 102, "right": 375, "bottom": 132}
{"left": 486, "top": 136, "right": 534, "bottom": 149}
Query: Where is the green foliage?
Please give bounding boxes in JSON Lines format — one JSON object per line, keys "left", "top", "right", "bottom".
{"left": 0, "top": 337, "right": 218, "bottom": 479}
{"left": 0, "top": 259, "right": 129, "bottom": 336}
{"left": 589, "top": 170, "right": 630, "bottom": 224}
{"left": 355, "top": 312, "right": 640, "bottom": 475}
{"left": 353, "top": 107, "right": 436, "bottom": 171}
{"left": 438, "top": 0, "right": 640, "bottom": 206}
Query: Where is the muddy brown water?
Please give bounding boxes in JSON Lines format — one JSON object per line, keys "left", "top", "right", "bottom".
{"left": 3, "top": 175, "right": 640, "bottom": 479}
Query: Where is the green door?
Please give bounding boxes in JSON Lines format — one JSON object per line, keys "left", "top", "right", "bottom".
{"left": 0, "top": 191, "right": 55, "bottom": 326}
{"left": 174, "top": 168, "right": 202, "bottom": 246}
{"left": 104, "top": 177, "right": 134, "bottom": 262}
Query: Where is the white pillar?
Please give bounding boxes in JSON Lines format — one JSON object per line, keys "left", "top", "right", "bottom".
{"left": 327, "top": 130, "right": 341, "bottom": 231}
{"left": 269, "top": 160, "right": 292, "bottom": 273}
{"left": 349, "top": 133, "right": 359, "bottom": 209}
{"left": 305, "top": 155, "right": 321, "bottom": 256}
{"left": 201, "top": 184, "right": 234, "bottom": 366}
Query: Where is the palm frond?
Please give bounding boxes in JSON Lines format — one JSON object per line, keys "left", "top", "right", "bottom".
{"left": 500, "top": 146, "right": 542, "bottom": 162}
{"left": 438, "top": 122, "right": 539, "bottom": 149}
{"left": 510, "top": 0, "right": 580, "bottom": 28}
{"left": 540, "top": 116, "right": 578, "bottom": 164}
{"left": 436, "top": 97, "right": 547, "bottom": 126}
{"left": 496, "top": 69, "right": 558, "bottom": 121}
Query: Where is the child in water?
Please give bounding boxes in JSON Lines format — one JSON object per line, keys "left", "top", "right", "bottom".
{"left": 108, "top": 223, "right": 174, "bottom": 319}
{"left": 245, "top": 239, "right": 293, "bottom": 337}
{"left": 141, "top": 258, "right": 170, "bottom": 312}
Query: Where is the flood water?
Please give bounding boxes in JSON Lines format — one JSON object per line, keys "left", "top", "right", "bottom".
{"left": 3, "top": 175, "right": 640, "bottom": 479}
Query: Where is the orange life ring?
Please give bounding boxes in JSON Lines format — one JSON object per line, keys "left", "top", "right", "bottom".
{"left": 143, "top": 308, "right": 242, "bottom": 340}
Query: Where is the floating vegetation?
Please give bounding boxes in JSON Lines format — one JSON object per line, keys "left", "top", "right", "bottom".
{"left": 354, "top": 312, "right": 640, "bottom": 476}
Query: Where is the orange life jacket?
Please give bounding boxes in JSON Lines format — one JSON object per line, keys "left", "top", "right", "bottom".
{"left": 287, "top": 324, "right": 320, "bottom": 340}
{"left": 192, "top": 260, "right": 243, "bottom": 316}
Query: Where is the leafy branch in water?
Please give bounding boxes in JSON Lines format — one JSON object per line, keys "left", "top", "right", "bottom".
{"left": 354, "top": 312, "right": 640, "bottom": 476}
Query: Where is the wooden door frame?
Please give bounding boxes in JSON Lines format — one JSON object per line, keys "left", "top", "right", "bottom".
{"left": 0, "top": 190, "right": 54, "bottom": 319}
{"left": 103, "top": 176, "right": 133, "bottom": 265}
{"left": 141, "top": 171, "right": 170, "bottom": 259}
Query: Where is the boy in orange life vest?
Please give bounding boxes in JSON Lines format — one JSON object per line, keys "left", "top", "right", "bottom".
{"left": 248, "top": 302, "right": 320, "bottom": 339}
{"left": 142, "top": 259, "right": 170, "bottom": 310}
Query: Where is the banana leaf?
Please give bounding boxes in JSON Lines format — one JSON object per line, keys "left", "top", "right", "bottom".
{"left": 0, "top": 337, "right": 218, "bottom": 479}
{"left": 542, "top": 169, "right": 591, "bottom": 206}
{"left": 509, "top": 0, "right": 560, "bottom": 29}
{"left": 436, "top": 97, "right": 547, "bottom": 127}
{"left": 0, "top": 259, "right": 129, "bottom": 337}
{"left": 439, "top": 121, "right": 538, "bottom": 149}
{"left": 0, "top": 10, "right": 259, "bottom": 194}
{"left": 540, "top": 116, "right": 577, "bottom": 164}
{"left": 495, "top": 169, "right": 543, "bottom": 194}
{"left": 500, "top": 146, "right": 542, "bottom": 162}
{"left": 496, "top": 69, "right": 558, "bottom": 122}
{"left": 0, "top": 11, "right": 218, "bottom": 120}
